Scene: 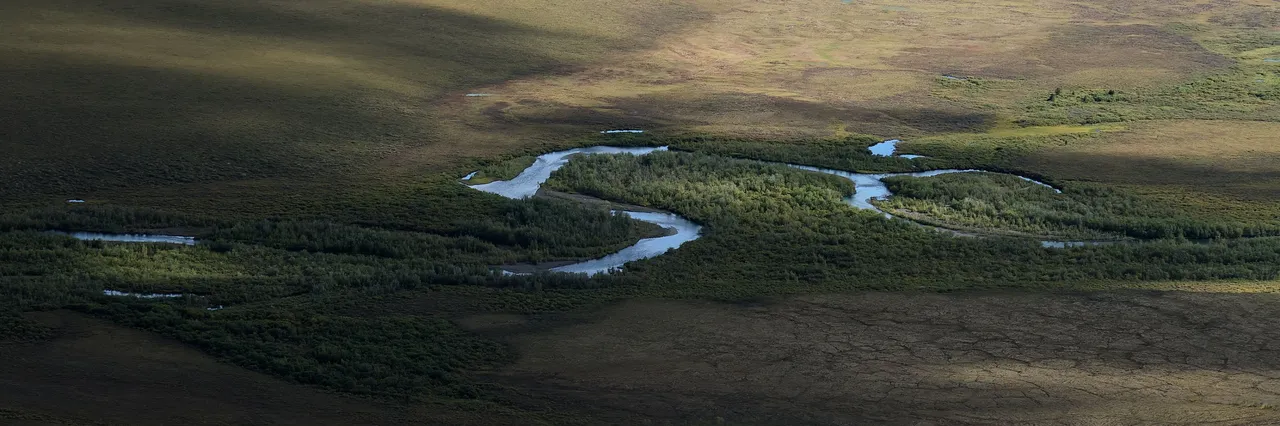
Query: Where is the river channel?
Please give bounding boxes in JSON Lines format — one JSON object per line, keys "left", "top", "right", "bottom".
{"left": 465, "top": 144, "right": 1068, "bottom": 275}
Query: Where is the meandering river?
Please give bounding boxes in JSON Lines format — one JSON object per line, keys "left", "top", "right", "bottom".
{"left": 465, "top": 144, "right": 1067, "bottom": 275}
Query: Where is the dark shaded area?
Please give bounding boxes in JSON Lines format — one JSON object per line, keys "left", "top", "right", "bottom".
{"left": 0, "top": 54, "right": 393, "bottom": 199}
{"left": 878, "top": 107, "right": 997, "bottom": 134}
{"left": 0, "top": 0, "right": 697, "bottom": 204}
{"left": 0, "top": 310, "right": 535, "bottom": 426}
{"left": 486, "top": 291, "right": 1280, "bottom": 424}
{"left": 1023, "top": 150, "right": 1280, "bottom": 202}
{"left": 600, "top": 92, "right": 998, "bottom": 136}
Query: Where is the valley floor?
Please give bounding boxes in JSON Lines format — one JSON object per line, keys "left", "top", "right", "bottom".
{"left": 494, "top": 288, "right": 1280, "bottom": 424}
{"left": 9, "top": 287, "right": 1280, "bottom": 425}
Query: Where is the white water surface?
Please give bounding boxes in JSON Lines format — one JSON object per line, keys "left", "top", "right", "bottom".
{"left": 550, "top": 211, "right": 702, "bottom": 276}
{"left": 103, "top": 289, "right": 184, "bottom": 298}
{"left": 867, "top": 139, "right": 929, "bottom": 159}
{"left": 469, "top": 146, "right": 667, "bottom": 199}
{"left": 57, "top": 232, "right": 196, "bottom": 245}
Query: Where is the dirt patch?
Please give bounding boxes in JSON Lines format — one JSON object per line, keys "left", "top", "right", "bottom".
{"left": 497, "top": 290, "right": 1280, "bottom": 424}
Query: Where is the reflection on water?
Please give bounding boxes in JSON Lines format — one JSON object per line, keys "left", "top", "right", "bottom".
{"left": 549, "top": 211, "right": 702, "bottom": 276}
{"left": 103, "top": 289, "right": 183, "bottom": 298}
{"left": 466, "top": 146, "right": 693, "bottom": 275}
{"left": 469, "top": 146, "right": 667, "bottom": 199}
{"left": 867, "top": 139, "right": 928, "bottom": 159}
{"left": 56, "top": 232, "right": 197, "bottom": 245}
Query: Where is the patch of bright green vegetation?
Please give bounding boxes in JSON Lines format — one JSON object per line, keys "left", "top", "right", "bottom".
{"left": 1195, "top": 28, "right": 1280, "bottom": 56}
{"left": 1019, "top": 27, "right": 1280, "bottom": 125}
{"left": 545, "top": 151, "right": 1280, "bottom": 298}
{"left": 0, "top": 206, "right": 649, "bottom": 401}
{"left": 980, "top": 123, "right": 1122, "bottom": 137}
{"left": 1020, "top": 66, "right": 1280, "bottom": 125}
{"left": 662, "top": 134, "right": 946, "bottom": 173}
{"left": 0, "top": 195, "right": 665, "bottom": 402}
{"left": 879, "top": 173, "right": 1280, "bottom": 240}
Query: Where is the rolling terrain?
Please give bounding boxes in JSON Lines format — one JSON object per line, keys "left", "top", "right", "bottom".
{"left": 2, "top": 0, "right": 1279, "bottom": 424}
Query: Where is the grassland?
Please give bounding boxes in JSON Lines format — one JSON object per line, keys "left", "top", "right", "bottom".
{"left": 498, "top": 288, "right": 1280, "bottom": 424}
{"left": 2, "top": 0, "right": 1280, "bottom": 424}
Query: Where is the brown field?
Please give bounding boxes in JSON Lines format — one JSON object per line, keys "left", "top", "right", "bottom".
{"left": 1021, "top": 120, "right": 1280, "bottom": 198}
{"left": 4, "top": 0, "right": 1273, "bottom": 212}
{"left": 0, "top": 310, "right": 537, "bottom": 426}
{"left": 13, "top": 287, "right": 1280, "bottom": 425}
{"left": 1018, "top": 120, "right": 1280, "bottom": 221}
{"left": 494, "top": 288, "right": 1280, "bottom": 425}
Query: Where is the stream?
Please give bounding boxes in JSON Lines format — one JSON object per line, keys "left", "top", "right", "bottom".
{"left": 465, "top": 143, "right": 1073, "bottom": 276}
{"left": 55, "top": 231, "right": 197, "bottom": 245}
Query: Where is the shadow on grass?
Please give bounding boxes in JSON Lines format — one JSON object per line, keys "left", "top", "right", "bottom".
{"left": 0, "top": 0, "right": 700, "bottom": 202}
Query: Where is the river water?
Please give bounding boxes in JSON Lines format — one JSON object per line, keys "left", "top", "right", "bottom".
{"left": 469, "top": 146, "right": 667, "bottom": 199}
{"left": 467, "top": 146, "right": 698, "bottom": 276}
{"left": 55, "top": 232, "right": 197, "bottom": 245}
{"left": 466, "top": 144, "right": 1076, "bottom": 275}
{"left": 867, "top": 139, "right": 928, "bottom": 159}
{"left": 103, "top": 289, "right": 184, "bottom": 298}
{"left": 550, "top": 211, "right": 702, "bottom": 276}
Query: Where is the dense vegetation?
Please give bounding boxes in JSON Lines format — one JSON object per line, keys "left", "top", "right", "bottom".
{"left": 3, "top": 1, "right": 1278, "bottom": 422}
{"left": 879, "top": 173, "right": 1280, "bottom": 240}
{"left": 666, "top": 134, "right": 939, "bottom": 173}
{"left": 465, "top": 155, "right": 537, "bottom": 184}
{"left": 546, "top": 152, "right": 1280, "bottom": 296}
{"left": 9, "top": 141, "right": 1280, "bottom": 404}
{"left": 0, "top": 195, "right": 657, "bottom": 401}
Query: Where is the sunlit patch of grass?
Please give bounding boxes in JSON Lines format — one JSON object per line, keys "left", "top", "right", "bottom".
{"left": 1084, "top": 280, "right": 1280, "bottom": 294}
{"left": 970, "top": 123, "right": 1123, "bottom": 138}
{"left": 903, "top": 119, "right": 1280, "bottom": 229}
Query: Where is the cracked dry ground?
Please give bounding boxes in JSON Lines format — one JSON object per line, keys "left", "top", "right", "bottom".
{"left": 495, "top": 291, "right": 1280, "bottom": 425}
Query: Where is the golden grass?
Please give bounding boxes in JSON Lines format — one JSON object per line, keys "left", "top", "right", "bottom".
{"left": 444, "top": 0, "right": 1255, "bottom": 144}
{"left": 1022, "top": 120, "right": 1280, "bottom": 188}
{"left": 983, "top": 123, "right": 1124, "bottom": 137}
{"left": 1012, "top": 120, "right": 1280, "bottom": 220}
{"left": 1107, "top": 280, "right": 1280, "bottom": 294}
{"left": 501, "top": 289, "right": 1280, "bottom": 423}
{"left": 1, "top": 0, "right": 1274, "bottom": 215}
